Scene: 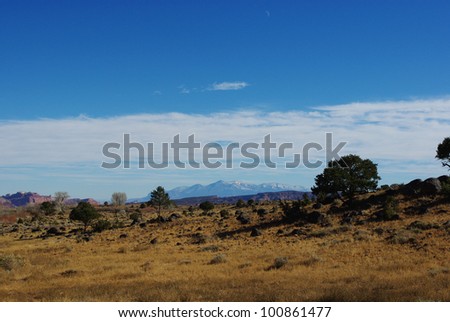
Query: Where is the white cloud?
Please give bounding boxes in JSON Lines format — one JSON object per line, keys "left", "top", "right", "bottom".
{"left": 0, "top": 98, "right": 449, "bottom": 197}
{"left": 209, "top": 81, "right": 249, "bottom": 91}
{"left": 178, "top": 85, "right": 191, "bottom": 94}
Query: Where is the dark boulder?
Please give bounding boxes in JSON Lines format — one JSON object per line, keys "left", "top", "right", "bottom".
{"left": 46, "top": 227, "right": 62, "bottom": 236}
{"left": 250, "top": 228, "right": 262, "bottom": 237}
{"left": 307, "top": 211, "right": 331, "bottom": 226}
{"left": 438, "top": 175, "right": 449, "bottom": 184}
{"left": 421, "top": 178, "right": 442, "bottom": 194}
{"left": 236, "top": 213, "right": 250, "bottom": 224}
{"left": 403, "top": 179, "right": 423, "bottom": 195}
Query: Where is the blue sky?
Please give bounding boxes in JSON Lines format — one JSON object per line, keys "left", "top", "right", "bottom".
{"left": 1, "top": 1, "right": 450, "bottom": 199}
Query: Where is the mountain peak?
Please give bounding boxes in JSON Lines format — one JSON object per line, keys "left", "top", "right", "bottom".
{"left": 167, "top": 180, "right": 307, "bottom": 199}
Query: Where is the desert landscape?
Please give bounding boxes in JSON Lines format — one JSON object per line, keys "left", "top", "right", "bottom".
{"left": 1, "top": 178, "right": 449, "bottom": 302}
{"left": 1, "top": 1, "right": 450, "bottom": 312}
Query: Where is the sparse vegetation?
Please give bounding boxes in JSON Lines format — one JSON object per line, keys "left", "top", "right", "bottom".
{"left": 209, "top": 254, "right": 227, "bottom": 265}
{"left": 436, "top": 137, "right": 450, "bottom": 169}
{"left": 39, "top": 201, "right": 56, "bottom": 216}
{"left": 69, "top": 202, "right": 100, "bottom": 232}
{"left": 236, "top": 199, "right": 246, "bottom": 208}
{"left": 279, "top": 200, "right": 307, "bottom": 222}
{"left": 54, "top": 191, "right": 69, "bottom": 214}
{"left": 311, "top": 154, "right": 380, "bottom": 200}
{"left": 380, "top": 196, "right": 400, "bottom": 221}
{"left": 92, "top": 219, "right": 112, "bottom": 233}
{"left": 111, "top": 192, "right": 127, "bottom": 206}
{"left": 199, "top": 201, "right": 214, "bottom": 214}
{"left": 150, "top": 186, "right": 171, "bottom": 218}
{"left": 0, "top": 253, "right": 24, "bottom": 271}
{"left": 0, "top": 182, "right": 449, "bottom": 301}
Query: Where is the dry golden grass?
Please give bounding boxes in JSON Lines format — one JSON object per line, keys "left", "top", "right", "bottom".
{"left": 0, "top": 192, "right": 449, "bottom": 302}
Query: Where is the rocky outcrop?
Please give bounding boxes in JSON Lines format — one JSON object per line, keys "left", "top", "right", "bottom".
{"left": 403, "top": 178, "right": 442, "bottom": 196}
{"left": 1, "top": 193, "right": 98, "bottom": 208}
{"left": 421, "top": 178, "right": 442, "bottom": 195}
{"left": 0, "top": 197, "right": 13, "bottom": 208}
{"left": 2, "top": 192, "right": 52, "bottom": 207}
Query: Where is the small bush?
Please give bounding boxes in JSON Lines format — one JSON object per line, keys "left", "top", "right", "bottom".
{"left": 407, "top": 221, "right": 439, "bottom": 231}
{"left": 219, "top": 209, "right": 230, "bottom": 218}
{"left": 235, "top": 199, "right": 246, "bottom": 208}
{"left": 379, "top": 196, "right": 400, "bottom": 220}
{"left": 266, "top": 257, "right": 288, "bottom": 270}
{"left": 93, "top": 219, "right": 112, "bottom": 233}
{"left": 209, "top": 254, "right": 226, "bottom": 265}
{"left": 199, "top": 201, "right": 214, "bottom": 213}
{"left": 129, "top": 211, "right": 142, "bottom": 225}
{"left": 387, "top": 230, "right": 417, "bottom": 245}
{"left": 441, "top": 182, "right": 450, "bottom": 200}
{"left": 201, "top": 245, "right": 220, "bottom": 252}
{"left": 279, "top": 200, "right": 307, "bottom": 222}
{"left": 39, "top": 201, "right": 56, "bottom": 216}
{"left": 0, "top": 254, "right": 24, "bottom": 271}
{"left": 257, "top": 208, "right": 268, "bottom": 216}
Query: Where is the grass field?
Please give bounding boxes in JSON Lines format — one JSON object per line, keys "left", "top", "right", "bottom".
{"left": 0, "top": 191, "right": 449, "bottom": 301}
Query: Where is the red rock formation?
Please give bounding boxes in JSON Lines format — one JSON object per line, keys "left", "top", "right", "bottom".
{"left": 0, "top": 197, "right": 13, "bottom": 208}
{"left": 2, "top": 192, "right": 52, "bottom": 207}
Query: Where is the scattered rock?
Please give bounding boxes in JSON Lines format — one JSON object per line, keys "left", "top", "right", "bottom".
{"left": 150, "top": 237, "right": 158, "bottom": 244}
{"left": 169, "top": 213, "right": 181, "bottom": 221}
{"left": 373, "top": 227, "right": 384, "bottom": 235}
{"left": 191, "top": 233, "right": 208, "bottom": 244}
{"left": 308, "top": 211, "right": 331, "bottom": 226}
{"left": 290, "top": 229, "right": 303, "bottom": 236}
{"left": 46, "top": 227, "right": 61, "bottom": 236}
{"left": 236, "top": 213, "right": 251, "bottom": 224}
{"left": 257, "top": 209, "right": 268, "bottom": 216}
{"left": 119, "top": 233, "right": 128, "bottom": 239}
{"left": 250, "top": 228, "right": 262, "bottom": 237}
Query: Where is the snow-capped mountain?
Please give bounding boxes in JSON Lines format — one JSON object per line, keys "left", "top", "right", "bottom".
{"left": 171, "top": 180, "right": 307, "bottom": 199}
{"left": 129, "top": 180, "right": 307, "bottom": 202}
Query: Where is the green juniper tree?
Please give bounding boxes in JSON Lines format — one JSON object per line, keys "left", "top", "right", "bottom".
{"left": 150, "top": 186, "right": 171, "bottom": 218}
{"left": 311, "top": 154, "right": 380, "bottom": 201}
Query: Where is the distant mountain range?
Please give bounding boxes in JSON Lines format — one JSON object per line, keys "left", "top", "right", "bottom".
{"left": 173, "top": 191, "right": 312, "bottom": 206}
{"left": 0, "top": 181, "right": 308, "bottom": 208}
{"left": 129, "top": 180, "right": 308, "bottom": 203}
